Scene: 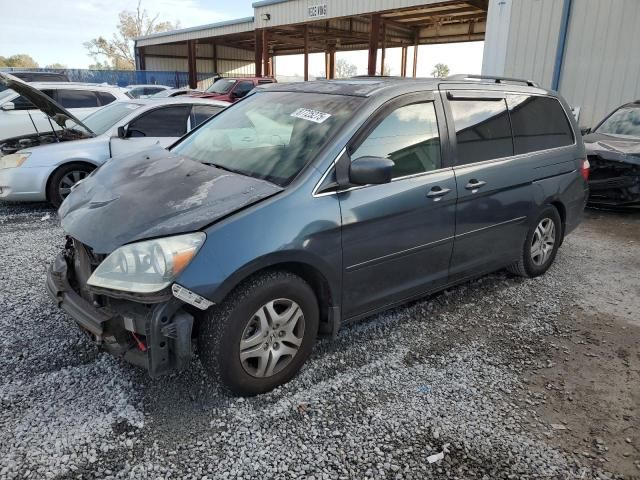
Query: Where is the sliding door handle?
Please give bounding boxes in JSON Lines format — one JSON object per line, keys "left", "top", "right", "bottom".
{"left": 465, "top": 179, "right": 487, "bottom": 191}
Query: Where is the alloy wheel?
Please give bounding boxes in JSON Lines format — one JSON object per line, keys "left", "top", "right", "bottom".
{"left": 530, "top": 218, "right": 556, "bottom": 266}
{"left": 239, "top": 298, "right": 305, "bottom": 378}
{"left": 58, "top": 170, "right": 89, "bottom": 200}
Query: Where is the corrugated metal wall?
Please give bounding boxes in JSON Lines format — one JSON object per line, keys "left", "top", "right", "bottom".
{"left": 485, "top": 0, "right": 640, "bottom": 127}
{"left": 559, "top": 0, "right": 640, "bottom": 128}
{"left": 254, "top": 0, "right": 444, "bottom": 28}
{"left": 143, "top": 44, "right": 255, "bottom": 77}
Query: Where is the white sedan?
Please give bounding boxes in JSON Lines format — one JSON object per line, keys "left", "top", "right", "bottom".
{"left": 0, "top": 81, "right": 130, "bottom": 140}
{"left": 0, "top": 87, "right": 228, "bottom": 206}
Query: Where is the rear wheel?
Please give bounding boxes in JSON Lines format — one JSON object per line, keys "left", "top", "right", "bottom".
{"left": 47, "top": 163, "right": 94, "bottom": 208}
{"left": 197, "top": 271, "right": 319, "bottom": 396}
{"left": 508, "top": 206, "right": 562, "bottom": 278}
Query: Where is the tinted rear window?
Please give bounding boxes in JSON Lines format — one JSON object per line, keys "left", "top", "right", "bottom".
{"left": 450, "top": 99, "right": 513, "bottom": 165}
{"left": 56, "top": 90, "right": 100, "bottom": 108}
{"left": 508, "top": 95, "right": 574, "bottom": 154}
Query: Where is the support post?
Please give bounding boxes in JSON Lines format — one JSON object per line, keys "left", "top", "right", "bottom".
{"left": 212, "top": 42, "right": 218, "bottom": 75}
{"left": 401, "top": 46, "right": 408, "bottom": 77}
{"left": 262, "top": 29, "right": 270, "bottom": 77}
{"left": 412, "top": 31, "right": 419, "bottom": 78}
{"left": 380, "top": 22, "right": 386, "bottom": 76}
{"left": 328, "top": 46, "right": 336, "bottom": 79}
{"left": 367, "top": 14, "right": 380, "bottom": 76}
{"left": 303, "top": 25, "right": 309, "bottom": 81}
{"left": 255, "top": 30, "right": 263, "bottom": 77}
{"left": 187, "top": 40, "right": 197, "bottom": 88}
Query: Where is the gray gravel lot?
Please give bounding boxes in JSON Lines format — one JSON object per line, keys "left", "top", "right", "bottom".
{"left": 0, "top": 202, "right": 638, "bottom": 479}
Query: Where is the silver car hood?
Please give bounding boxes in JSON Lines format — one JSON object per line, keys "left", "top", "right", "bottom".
{"left": 0, "top": 72, "right": 95, "bottom": 135}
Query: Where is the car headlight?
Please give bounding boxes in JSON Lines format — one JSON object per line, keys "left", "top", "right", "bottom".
{"left": 0, "top": 152, "right": 30, "bottom": 170}
{"left": 87, "top": 232, "right": 206, "bottom": 294}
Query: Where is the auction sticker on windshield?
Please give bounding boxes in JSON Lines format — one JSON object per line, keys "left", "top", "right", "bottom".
{"left": 291, "top": 108, "right": 332, "bottom": 124}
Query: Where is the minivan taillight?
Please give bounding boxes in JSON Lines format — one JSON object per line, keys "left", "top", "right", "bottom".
{"left": 581, "top": 158, "right": 590, "bottom": 181}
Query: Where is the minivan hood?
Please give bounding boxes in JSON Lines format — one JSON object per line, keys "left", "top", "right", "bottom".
{"left": 59, "top": 146, "right": 283, "bottom": 253}
{"left": 0, "top": 72, "right": 94, "bottom": 134}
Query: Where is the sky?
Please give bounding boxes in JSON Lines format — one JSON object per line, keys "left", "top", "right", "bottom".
{"left": 0, "top": 0, "right": 483, "bottom": 77}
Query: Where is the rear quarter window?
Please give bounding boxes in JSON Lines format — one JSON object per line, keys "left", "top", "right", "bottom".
{"left": 507, "top": 95, "right": 574, "bottom": 154}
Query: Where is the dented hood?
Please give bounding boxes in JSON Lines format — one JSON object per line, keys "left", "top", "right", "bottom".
{"left": 0, "top": 72, "right": 94, "bottom": 134}
{"left": 584, "top": 133, "right": 640, "bottom": 166}
{"left": 59, "top": 146, "right": 283, "bottom": 253}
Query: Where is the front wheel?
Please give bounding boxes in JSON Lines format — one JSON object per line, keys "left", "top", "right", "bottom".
{"left": 47, "top": 163, "right": 94, "bottom": 208}
{"left": 197, "top": 271, "right": 319, "bottom": 396}
{"left": 508, "top": 206, "right": 562, "bottom": 278}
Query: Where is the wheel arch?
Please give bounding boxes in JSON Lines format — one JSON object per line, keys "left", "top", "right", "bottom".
{"left": 212, "top": 254, "right": 339, "bottom": 332}
{"left": 45, "top": 160, "right": 98, "bottom": 202}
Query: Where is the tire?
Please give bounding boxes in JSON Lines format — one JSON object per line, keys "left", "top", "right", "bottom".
{"left": 507, "top": 206, "right": 562, "bottom": 278}
{"left": 197, "top": 271, "right": 319, "bottom": 396}
{"left": 47, "top": 163, "right": 95, "bottom": 208}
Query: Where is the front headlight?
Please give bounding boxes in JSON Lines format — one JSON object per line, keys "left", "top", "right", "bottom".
{"left": 0, "top": 152, "right": 30, "bottom": 170}
{"left": 87, "top": 232, "right": 206, "bottom": 294}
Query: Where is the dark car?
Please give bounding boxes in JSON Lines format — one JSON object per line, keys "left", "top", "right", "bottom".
{"left": 46, "top": 76, "right": 588, "bottom": 395}
{"left": 194, "top": 77, "right": 276, "bottom": 103}
{"left": 583, "top": 101, "right": 640, "bottom": 208}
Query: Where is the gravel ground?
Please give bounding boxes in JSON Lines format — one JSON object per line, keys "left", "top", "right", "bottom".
{"left": 0, "top": 202, "right": 638, "bottom": 480}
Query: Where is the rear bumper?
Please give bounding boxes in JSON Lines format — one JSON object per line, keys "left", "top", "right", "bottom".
{"left": 46, "top": 250, "right": 195, "bottom": 376}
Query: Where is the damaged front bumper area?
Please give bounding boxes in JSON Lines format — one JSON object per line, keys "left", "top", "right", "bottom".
{"left": 46, "top": 244, "right": 196, "bottom": 377}
{"left": 587, "top": 142, "right": 640, "bottom": 208}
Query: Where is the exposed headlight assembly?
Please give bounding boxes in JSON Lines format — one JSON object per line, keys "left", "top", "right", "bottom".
{"left": 87, "top": 232, "right": 206, "bottom": 294}
{"left": 0, "top": 152, "right": 30, "bottom": 170}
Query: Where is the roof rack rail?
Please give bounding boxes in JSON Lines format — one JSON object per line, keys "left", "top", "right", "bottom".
{"left": 446, "top": 74, "right": 539, "bottom": 88}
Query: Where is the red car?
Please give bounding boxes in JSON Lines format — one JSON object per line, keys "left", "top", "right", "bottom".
{"left": 194, "top": 77, "right": 276, "bottom": 103}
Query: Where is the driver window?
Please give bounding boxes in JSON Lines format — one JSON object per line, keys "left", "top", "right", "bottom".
{"left": 351, "top": 102, "right": 441, "bottom": 179}
{"left": 127, "top": 106, "right": 190, "bottom": 137}
{"left": 233, "top": 81, "right": 255, "bottom": 99}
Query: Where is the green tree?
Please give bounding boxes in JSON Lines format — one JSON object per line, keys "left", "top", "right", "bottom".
{"left": 1, "top": 54, "right": 39, "bottom": 68}
{"left": 431, "top": 63, "right": 450, "bottom": 78}
{"left": 45, "top": 63, "right": 67, "bottom": 69}
{"left": 84, "top": 1, "right": 179, "bottom": 70}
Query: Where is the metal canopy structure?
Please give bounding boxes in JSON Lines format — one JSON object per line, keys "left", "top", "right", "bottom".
{"left": 134, "top": 0, "right": 488, "bottom": 88}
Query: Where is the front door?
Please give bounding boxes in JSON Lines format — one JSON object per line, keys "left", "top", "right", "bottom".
{"left": 110, "top": 105, "right": 191, "bottom": 158}
{"left": 339, "top": 94, "right": 456, "bottom": 319}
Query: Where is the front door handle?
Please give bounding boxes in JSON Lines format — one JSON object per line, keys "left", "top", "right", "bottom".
{"left": 427, "top": 186, "right": 452, "bottom": 201}
{"left": 465, "top": 179, "right": 487, "bottom": 191}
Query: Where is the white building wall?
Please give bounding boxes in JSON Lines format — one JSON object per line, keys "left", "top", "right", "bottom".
{"left": 484, "top": 0, "right": 640, "bottom": 127}
{"left": 254, "top": 0, "right": 449, "bottom": 28}
{"left": 559, "top": 0, "right": 640, "bottom": 128}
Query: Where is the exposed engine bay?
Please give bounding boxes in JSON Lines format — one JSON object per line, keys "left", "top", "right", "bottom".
{"left": 0, "top": 128, "right": 92, "bottom": 156}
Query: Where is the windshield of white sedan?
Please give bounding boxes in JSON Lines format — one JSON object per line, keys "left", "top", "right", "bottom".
{"left": 596, "top": 106, "right": 640, "bottom": 137}
{"left": 83, "top": 102, "right": 142, "bottom": 135}
{"left": 171, "top": 92, "right": 363, "bottom": 186}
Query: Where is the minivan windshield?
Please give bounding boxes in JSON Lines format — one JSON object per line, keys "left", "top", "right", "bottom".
{"left": 206, "top": 79, "right": 236, "bottom": 95}
{"left": 82, "top": 102, "right": 142, "bottom": 135}
{"left": 595, "top": 105, "right": 640, "bottom": 138}
{"left": 171, "top": 91, "right": 363, "bottom": 186}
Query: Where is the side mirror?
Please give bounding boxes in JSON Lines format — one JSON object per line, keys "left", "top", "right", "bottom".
{"left": 117, "top": 126, "right": 128, "bottom": 139}
{"left": 580, "top": 127, "right": 591, "bottom": 136}
{"left": 349, "top": 156, "right": 394, "bottom": 186}
{"left": 1, "top": 102, "right": 15, "bottom": 111}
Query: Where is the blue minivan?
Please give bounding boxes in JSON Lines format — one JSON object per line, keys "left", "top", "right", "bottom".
{"left": 47, "top": 76, "right": 589, "bottom": 395}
